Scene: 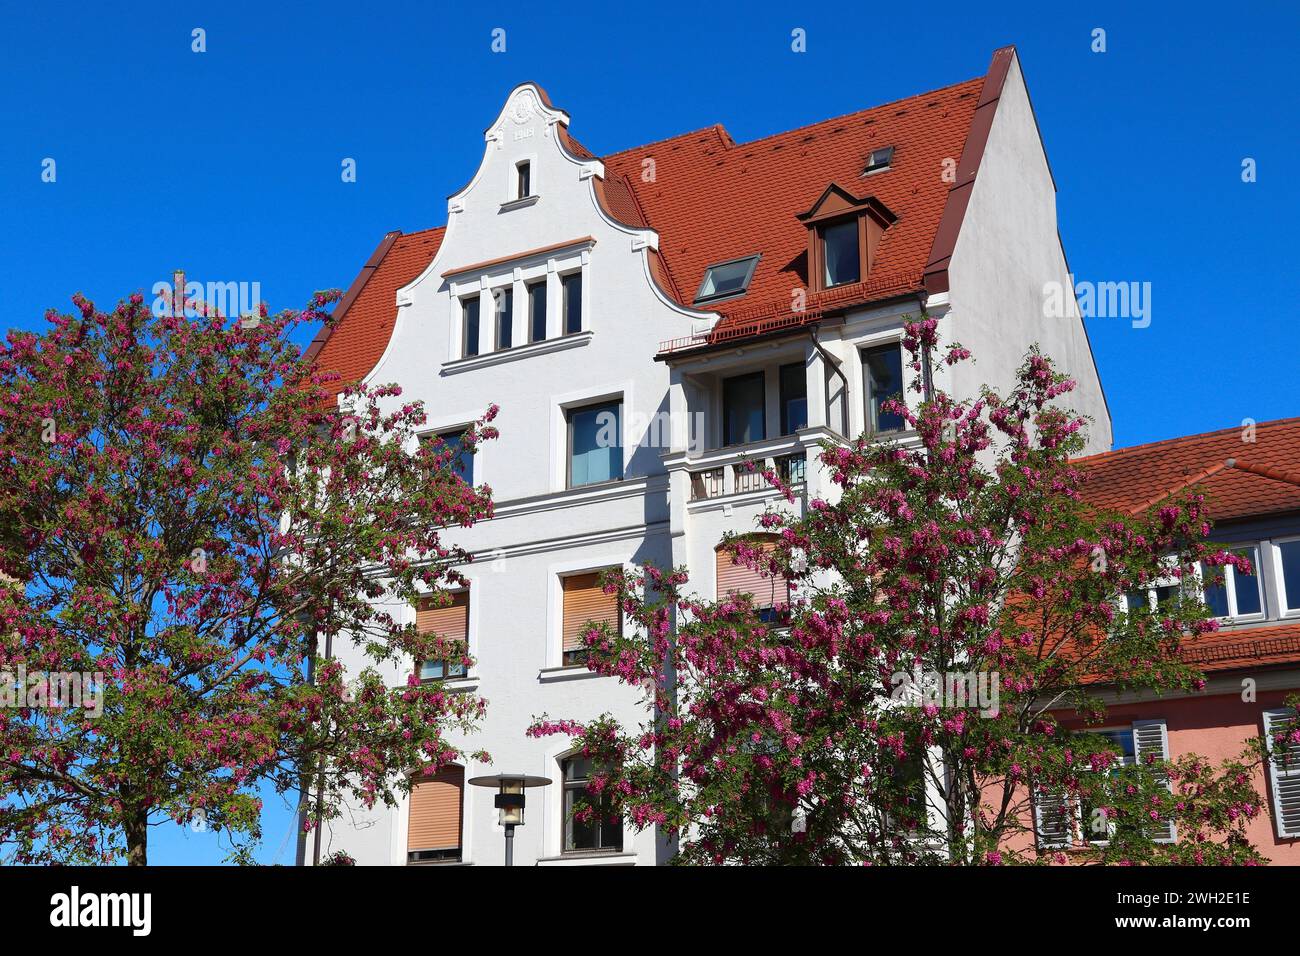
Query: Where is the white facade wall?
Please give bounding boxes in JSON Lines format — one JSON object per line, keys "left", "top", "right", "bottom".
{"left": 315, "top": 72, "right": 1108, "bottom": 866}
{"left": 945, "top": 56, "right": 1113, "bottom": 454}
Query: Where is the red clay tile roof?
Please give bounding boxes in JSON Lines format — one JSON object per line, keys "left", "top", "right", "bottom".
{"left": 309, "top": 52, "right": 1010, "bottom": 389}
{"left": 604, "top": 77, "right": 985, "bottom": 349}
{"left": 1072, "top": 420, "right": 1300, "bottom": 678}
{"left": 308, "top": 227, "right": 444, "bottom": 401}
{"left": 1076, "top": 417, "right": 1300, "bottom": 523}
{"left": 1179, "top": 622, "right": 1300, "bottom": 673}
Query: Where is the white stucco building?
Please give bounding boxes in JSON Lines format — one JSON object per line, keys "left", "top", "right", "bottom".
{"left": 303, "top": 45, "right": 1110, "bottom": 866}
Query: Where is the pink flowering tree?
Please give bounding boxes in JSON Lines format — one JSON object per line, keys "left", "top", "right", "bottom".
{"left": 531, "top": 318, "right": 1269, "bottom": 865}
{"left": 0, "top": 288, "right": 495, "bottom": 864}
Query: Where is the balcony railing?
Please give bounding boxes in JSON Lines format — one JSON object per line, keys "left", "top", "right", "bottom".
{"left": 674, "top": 436, "right": 811, "bottom": 503}
{"left": 775, "top": 452, "right": 807, "bottom": 487}
{"left": 689, "top": 467, "right": 725, "bottom": 501}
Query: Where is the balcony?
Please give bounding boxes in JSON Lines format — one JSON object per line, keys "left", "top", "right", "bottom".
{"left": 679, "top": 435, "right": 810, "bottom": 503}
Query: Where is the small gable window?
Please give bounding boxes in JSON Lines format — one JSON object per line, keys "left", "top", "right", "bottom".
{"left": 796, "top": 184, "right": 897, "bottom": 294}
{"left": 694, "top": 255, "right": 760, "bottom": 304}
{"left": 516, "top": 160, "right": 532, "bottom": 199}
{"left": 821, "top": 220, "right": 860, "bottom": 288}
{"left": 863, "top": 146, "right": 894, "bottom": 174}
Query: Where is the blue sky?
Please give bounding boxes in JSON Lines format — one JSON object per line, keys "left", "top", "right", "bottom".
{"left": 1, "top": 1, "right": 1296, "bottom": 862}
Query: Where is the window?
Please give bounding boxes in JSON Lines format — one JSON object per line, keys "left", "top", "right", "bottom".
{"left": 461, "top": 296, "right": 480, "bottom": 358}
{"left": 562, "top": 756, "right": 623, "bottom": 853}
{"left": 722, "top": 371, "right": 766, "bottom": 446}
{"left": 561, "top": 272, "right": 582, "bottom": 335}
{"left": 1201, "top": 546, "right": 1263, "bottom": 619}
{"left": 415, "top": 590, "right": 469, "bottom": 681}
{"left": 1279, "top": 539, "right": 1300, "bottom": 613}
{"left": 407, "top": 765, "right": 464, "bottom": 862}
{"left": 1034, "top": 720, "right": 1175, "bottom": 848}
{"left": 863, "top": 343, "right": 904, "bottom": 434}
{"left": 1125, "top": 576, "right": 1194, "bottom": 617}
{"left": 778, "top": 363, "right": 807, "bottom": 435}
{"left": 1262, "top": 708, "right": 1300, "bottom": 838}
{"left": 567, "top": 400, "right": 622, "bottom": 487}
{"left": 421, "top": 429, "right": 474, "bottom": 484}
{"left": 561, "top": 570, "right": 621, "bottom": 666}
{"left": 527, "top": 280, "right": 547, "bottom": 343}
{"left": 821, "top": 219, "right": 860, "bottom": 287}
{"left": 863, "top": 145, "right": 895, "bottom": 174}
{"left": 716, "top": 535, "right": 790, "bottom": 621}
{"left": 694, "top": 255, "right": 760, "bottom": 304}
{"left": 1078, "top": 728, "right": 1137, "bottom": 844}
{"left": 516, "top": 160, "right": 531, "bottom": 199}
{"left": 1124, "top": 590, "right": 1150, "bottom": 614}
{"left": 493, "top": 287, "right": 513, "bottom": 351}
{"left": 798, "top": 185, "right": 895, "bottom": 294}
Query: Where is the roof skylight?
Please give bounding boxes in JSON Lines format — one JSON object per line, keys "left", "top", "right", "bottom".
{"left": 694, "top": 255, "right": 760, "bottom": 304}
{"left": 863, "top": 146, "right": 895, "bottom": 174}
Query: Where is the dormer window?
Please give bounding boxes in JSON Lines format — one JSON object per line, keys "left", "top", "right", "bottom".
{"left": 516, "top": 161, "right": 532, "bottom": 199}
{"left": 796, "top": 184, "right": 898, "bottom": 294}
{"left": 694, "top": 255, "right": 760, "bottom": 304}
{"left": 863, "top": 146, "right": 894, "bottom": 175}
{"left": 820, "top": 220, "right": 860, "bottom": 287}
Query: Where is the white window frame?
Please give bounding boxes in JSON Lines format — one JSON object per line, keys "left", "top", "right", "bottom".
{"left": 559, "top": 268, "right": 584, "bottom": 336}
{"left": 1123, "top": 555, "right": 1197, "bottom": 615}
{"left": 506, "top": 151, "right": 538, "bottom": 204}
{"left": 1201, "top": 544, "right": 1266, "bottom": 623}
{"left": 1273, "top": 536, "right": 1300, "bottom": 618}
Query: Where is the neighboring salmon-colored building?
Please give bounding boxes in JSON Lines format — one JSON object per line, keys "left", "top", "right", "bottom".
{"left": 1023, "top": 419, "right": 1300, "bottom": 862}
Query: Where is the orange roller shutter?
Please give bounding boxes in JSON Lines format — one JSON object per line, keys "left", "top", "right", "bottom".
{"left": 562, "top": 571, "right": 620, "bottom": 652}
{"left": 407, "top": 765, "right": 464, "bottom": 853}
{"left": 416, "top": 591, "right": 469, "bottom": 642}
{"left": 716, "top": 537, "right": 788, "bottom": 607}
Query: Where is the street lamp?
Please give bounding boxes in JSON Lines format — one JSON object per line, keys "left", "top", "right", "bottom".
{"left": 467, "top": 772, "right": 552, "bottom": 866}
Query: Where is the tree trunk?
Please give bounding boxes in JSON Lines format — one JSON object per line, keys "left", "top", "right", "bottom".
{"left": 124, "top": 807, "right": 148, "bottom": 866}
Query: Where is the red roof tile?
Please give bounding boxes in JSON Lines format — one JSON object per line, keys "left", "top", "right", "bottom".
{"left": 1076, "top": 417, "right": 1300, "bottom": 523}
{"left": 603, "top": 78, "right": 985, "bottom": 347}
{"left": 1179, "top": 622, "right": 1300, "bottom": 673}
{"left": 308, "top": 227, "right": 444, "bottom": 401}
{"left": 310, "top": 51, "right": 1010, "bottom": 386}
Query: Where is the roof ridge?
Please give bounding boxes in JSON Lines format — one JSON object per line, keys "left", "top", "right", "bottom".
{"left": 721, "top": 77, "right": 983, "bottom": 154}
{"left": 602, "top": 123, "right": 735, "bottom": 162}
{"left": 1075, "top": 416, "right": 1300, "bottom": 465}
{"left": 602, "top": 77, "right": 982, "bottom": 164}
{"left": 397, "top": 225, "right": 447, "bottom": 240}
{"left": 1229, "top": 458, "right": 1300, "bottom": 489}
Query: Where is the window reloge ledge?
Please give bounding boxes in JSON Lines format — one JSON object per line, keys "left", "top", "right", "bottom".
{"left": 442, "top": 330, "right": 592, "bottom": 375}
{"left": 499, "top": 194, "right": 540, "bottom": 212}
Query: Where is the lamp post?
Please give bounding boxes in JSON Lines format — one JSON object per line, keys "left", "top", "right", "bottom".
{"left": 467, "top": 773, "right": 551, "bottom": 866}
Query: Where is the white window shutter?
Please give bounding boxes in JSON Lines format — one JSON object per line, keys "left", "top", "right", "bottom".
{"left": 1263, "top": 708, "right": 1300, "bottom": 839}
{"left": 1033, "top": 785, "right": 1073, "bottom": 849}
{"left": 1132, "top": 719, "right": 1177, "bottom": 843}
